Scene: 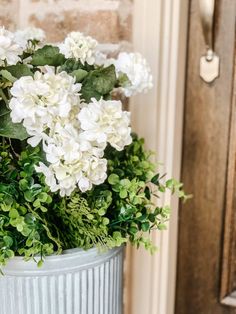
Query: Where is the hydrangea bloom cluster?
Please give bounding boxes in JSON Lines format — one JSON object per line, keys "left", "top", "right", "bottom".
{"left": 14, "top": 27, "right": 46, "bottom": 49}
{"left": 9, "top": 69, "right": 132, "bottom": 195}
{"left": 59, "top": 31, "right": 98, "bottom": 65}
{"left": 78, "top": 98, "right": 132, "bottom": 151}
{"left": 114, "top": 52, "right": 153, "bottom": 97}
{"left": 1, "top": 27, "right": 153, "bottom": 196}
{"left": 0, "top": 26, "right": 189, "bottom": 267}
{"left": 0, "top": 27, "right": 23, "bottom": 66}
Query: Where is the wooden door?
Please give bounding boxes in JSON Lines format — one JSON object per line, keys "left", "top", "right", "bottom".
{"left": 175, "top": 0, "right": 236, "bottom": 313}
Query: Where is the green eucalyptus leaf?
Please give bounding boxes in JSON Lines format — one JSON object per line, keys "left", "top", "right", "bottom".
{"left": 31, "top": 45, "right": 65, "bottom": 66}
{"left": 39, "top": 205, "right": 48, "bottom": 213}
{"left": 19, "top": 179, "right": 29, "bottom": 191}
{"left": 9, "top": 208, "right": 19, "bottom": 219}
{"left": 3, "top": 236, "right": 13, "bottom": 247}
{"left": 102, "top": 217, "right": 109, "bottom": 225}
{"left": 108, "top": 174, "right": 120, "bottom": 185}
{"left": 33, "top": 199, "right": 41, "bottom": 208}
{"left": 141, "top": 222, "right": 150, "bottom": 232}
{"left": 24, "top": 190, "right": 35, "bottom": 202}
{"left": 119, "top": 189, "right": 127, "bottom": 199}
{"left": 38, "top": 192, "right": 48, "bottom": 203}
{"left": 4, "top": 249, "right": 14, "bottom": 259}
{"left": 157, "top": 223, "right": 167, "bottom": 230}
{"left": 129, "top": 226, "right": 138, "bottom": 235}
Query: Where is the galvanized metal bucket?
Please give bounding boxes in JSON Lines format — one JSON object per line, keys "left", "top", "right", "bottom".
{"left": 0, "top": 246, "right": 124, "bottom": 314}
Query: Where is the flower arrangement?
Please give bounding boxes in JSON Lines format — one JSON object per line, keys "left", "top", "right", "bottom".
{"left": 0, "top": 26, "right": 187, "bottom": 267}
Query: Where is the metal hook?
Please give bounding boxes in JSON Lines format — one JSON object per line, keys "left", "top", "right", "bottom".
{"left": 199, "top": 0, "right": 215, "bottom": 53}
{"left": 199, "top": 0, "right": 220, "bottom": 83}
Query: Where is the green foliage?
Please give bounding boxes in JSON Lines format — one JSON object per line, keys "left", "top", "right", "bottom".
{"left": 0, "top": 70, "right": 16, "bottom": 83}
{"left": 70, "top": 69, "right": 88, "bottom": 82}
{"left": 51, "top": 194, "right": 126, "bottom": 251}
{"left": 0, "top": 141, "right": 61, "bottom": 266}
{"left": 0, "top": 36, "right": 189, "bottom": 265}
{"left": 5, "top": 64, "right": 33, "bottom": 78}
{"left": 0, "top": 112, "right": 28, "bottom": 140}
{"left": 84, "top": 134, "right": 188, "bottom": 252}
{"left": 31, "top": 45, "right": 65, "bottom": 66}
{"left": 81, "top": 65, "right": 117, "bottom": 102}
{"left": 0, "top": 133, "right": 188, "bottom": 267}
{"left": 60, "top": 58, "right": 94, "bottom": 73}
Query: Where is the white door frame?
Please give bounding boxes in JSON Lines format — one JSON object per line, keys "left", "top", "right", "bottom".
{"left": 126, "top": 1, "right": 189, "bottom": 313}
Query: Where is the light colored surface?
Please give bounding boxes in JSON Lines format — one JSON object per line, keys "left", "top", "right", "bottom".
{"left": 0, "top": 0, "right": 132, "bottom": 45}
{"left": 127, "top": 0, "right": 189, "bottom": 313}
{"left": 0, "top": 247, "right": 123, "bottom": 314}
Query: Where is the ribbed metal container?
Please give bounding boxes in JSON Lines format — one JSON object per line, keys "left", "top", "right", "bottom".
{"left": 0, "top": 246, "right": 124, "bottom": 314}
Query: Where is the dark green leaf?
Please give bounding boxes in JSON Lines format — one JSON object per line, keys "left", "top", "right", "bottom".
{"left": 129, "top": 226, "right": 138, "bottom": 235}
{"left": 80, "top": 84, "right": 102, "bottom": 103}
{"left": 6, "top": 64, "right": 33, "bottom": 78}
{"left": 24, "top": 190, "right": 35, "bottom": 202}
{"left": 0, "top": 70, "right": 16, "bottom": 82}
{"left": 144, "top": 186, "right": 151, "bottom": 200}
{"left": 81, "top": 65, "right": 116, "bottom": 102}
{"left": 141, "top": 222, "right": 150, "bottom": 232}
{"left": 31, "top": 45, "right": 65, "bottom": 66}
{"left": 0, "top": 112, "right": 28, "bottom": 140}
{"left": 0, "top": 101, "right": 10, "bottom": 117}
{"left": 151, "top": 174, "right": 160, "bottom": 185}
{"left": 70, "top": 69, "right": 88, "bottom": 82}
{"left": 91, "top": 65, "right": 116, "bottom": 95}
{"left": 3, "top": 236, "right": 13, "bottom": 247}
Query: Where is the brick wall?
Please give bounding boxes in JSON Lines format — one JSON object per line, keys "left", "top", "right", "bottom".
{"left": 0, "top": 0, "right": 133, "bottom": 46}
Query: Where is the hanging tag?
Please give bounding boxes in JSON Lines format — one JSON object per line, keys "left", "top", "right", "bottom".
{"left": 200, "top": 52, "right": 220, "bottom": 83}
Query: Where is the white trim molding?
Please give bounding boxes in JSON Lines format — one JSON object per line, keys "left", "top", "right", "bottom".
{"left": 126, "top": 1, "right": 189, "bottom": 313}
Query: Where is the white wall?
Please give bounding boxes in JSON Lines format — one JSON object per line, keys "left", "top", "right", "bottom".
{"left": 126, "top": 1, "right": 189, "bottom": 313}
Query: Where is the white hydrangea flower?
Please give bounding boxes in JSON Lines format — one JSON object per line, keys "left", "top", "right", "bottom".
{"left": 0, "top": 27, "right": 23, "bottom": 66}
{"left": 78, "top": 98, "right": 132, "bottom": 151}
{"left": 114, "top": 52, "right": 153, "bottom": 97}
{"left": 9, "top": 68, "right": 110, "bottom": 195}
{"left": 9, "top": 69, "right": 82, "bottom": 141}
{"left": 14, "top": 27, "right": 46, "bottom": 49}
{"left": 85, "top": 155, "right": 107, "bottom": 186}
{"left": 35, "top": 162, "right": 59, "bottom": 193}
{"left": 9, "top": 66, "right": 132, "bottom": 195}
{"left": 59, "top": 31, "right": 98, "bottom": 65}
{"left": 35, "top": 151, "right": 107, "bottom": 196}
{"left": 94, "top": 50, "right": 109, "bottom": 67}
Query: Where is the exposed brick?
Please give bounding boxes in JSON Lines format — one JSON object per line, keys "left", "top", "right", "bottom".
{"left": 30, "top": 10, "right": 121, "bottom": 43}
{"left": 0, "top": 0, "right": 133, "bottom": 45}
{"left": 0, "top": 0, "right": 19, "bottom": 30}
{"left": 118, "top": 0, "right": 133, "bottom": 41}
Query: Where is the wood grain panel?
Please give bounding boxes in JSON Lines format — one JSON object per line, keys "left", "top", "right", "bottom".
{"left": 175, "top": 0, "right": 236, "bottom": 313}
{"left": 221, "top": 57, "right": 236, "bottom": 307}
